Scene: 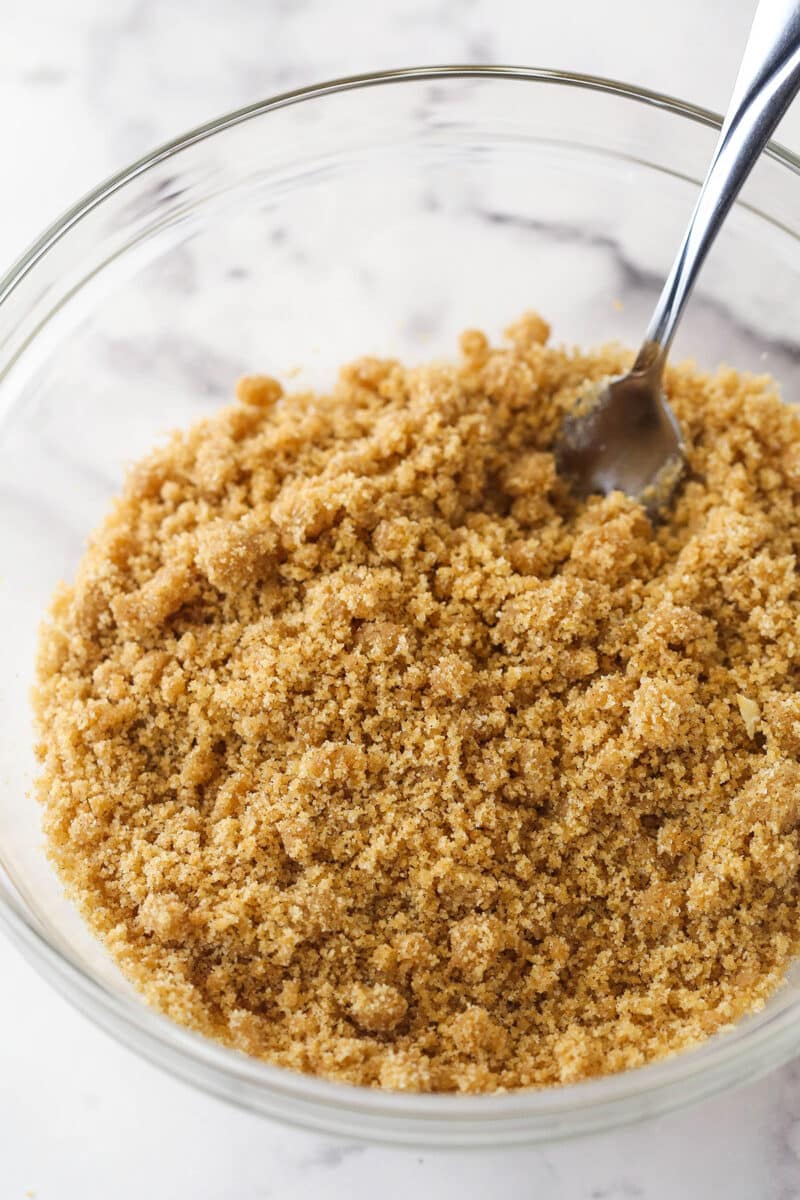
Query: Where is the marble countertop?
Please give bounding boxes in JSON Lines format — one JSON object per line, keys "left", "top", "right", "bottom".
{"left": 3, "top": 0, "right": 800, "bottom": 1196}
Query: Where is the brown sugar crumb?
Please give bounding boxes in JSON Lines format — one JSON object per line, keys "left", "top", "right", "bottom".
{"left": 348, "top": 982, "right": 408, "bottom": 1034}
{"left": 235, "top": 374, "right": 284, "bottom": 409}
{"left": 33, "top": 313, "right": 800, "bottom": 1093}
{"left": 736, "top": 694, "right": 761, "bottom": 739}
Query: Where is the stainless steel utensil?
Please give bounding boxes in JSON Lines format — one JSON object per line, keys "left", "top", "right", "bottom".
{"left": 556, "top": 0, "right": 800, "bottom": 515}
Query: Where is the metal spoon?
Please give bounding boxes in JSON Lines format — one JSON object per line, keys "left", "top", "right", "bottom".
{"left": 555, "top": 0, "right": 800, "bottom": 517}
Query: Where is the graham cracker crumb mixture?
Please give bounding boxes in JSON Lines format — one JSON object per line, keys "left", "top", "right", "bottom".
{"left": 34, "top": 314, "right": 800, "bottom": 1092}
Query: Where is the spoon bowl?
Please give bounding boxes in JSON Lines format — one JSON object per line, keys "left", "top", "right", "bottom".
{"left": 555, "top": 366, "right": 686, "bottom": 517}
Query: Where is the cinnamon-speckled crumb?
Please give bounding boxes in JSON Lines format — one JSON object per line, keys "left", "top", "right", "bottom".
{"left": 33, "top": 315, "right": 800, "bottom": 1092}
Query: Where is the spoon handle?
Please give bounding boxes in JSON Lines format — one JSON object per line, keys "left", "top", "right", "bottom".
{"left": 636, "top": 0, "right": 800, "bottom": 374}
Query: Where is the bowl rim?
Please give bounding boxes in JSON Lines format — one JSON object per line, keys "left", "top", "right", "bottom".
{"left": 3, "top": 63, "right": 800, "bottom": 1143}
{"left": 3, "top": 63, "right": 800, "bottom": 318}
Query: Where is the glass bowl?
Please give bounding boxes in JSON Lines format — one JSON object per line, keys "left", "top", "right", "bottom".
{"left": 2, "top": 66, "right": 800, "bottom": 1149}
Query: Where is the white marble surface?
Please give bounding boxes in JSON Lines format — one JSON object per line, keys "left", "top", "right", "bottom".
{"left": 3, "top": 0, "right": 800, "bottom": 1196}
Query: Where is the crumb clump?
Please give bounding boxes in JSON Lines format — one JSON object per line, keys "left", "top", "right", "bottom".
{"left": 34, "top": 315, "right": 800, "bottom": 1092}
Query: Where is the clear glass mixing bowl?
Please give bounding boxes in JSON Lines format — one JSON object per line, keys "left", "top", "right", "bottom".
{"left": 2, "top": 67, "right": 800, "bottom": 1148}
